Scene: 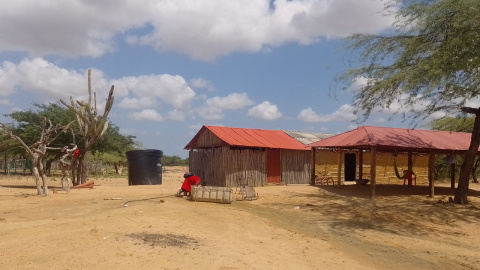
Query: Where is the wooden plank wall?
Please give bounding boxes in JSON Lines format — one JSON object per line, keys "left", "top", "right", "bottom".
{"left": 225, "top": 148, "right": 266, "bottom": 187}
{"left": 281, "top": 149, "right": 311, "bottom": 185}
{"left": 189, "top": 147, "right": 228, "bottom": 186}
{"left": 194, "top": 129, "right": 224, "bottom": 148}
{"left": 189, "top": 147, "right": 267, "bottom": 187}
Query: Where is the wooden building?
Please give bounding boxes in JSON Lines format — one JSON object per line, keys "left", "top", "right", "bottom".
{"left": 184, "top": 126, "right": 313, "bottom": 187}
{"left": 309, "top": 126, "right": 477, "bottom": 197}
{"left": 314, "top": 149, "right": 430, "bottom": 185}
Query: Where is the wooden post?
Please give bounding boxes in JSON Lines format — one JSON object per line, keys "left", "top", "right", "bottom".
{"left": 337, "top": 150, "right": 342, "bottom": 185}
{"left": 429, "top": 152, "right": 435, "bottom": 198}
{"left": 358, "top": 150, "right": 363, "bottom": 181}
{"left": 311, "top": 148, "right": 316, "bottom": 185}
{"left": 450, "top": 162, "right": 455, "bottom": 189}
{"left": 408, "top": 152, "right": 413, "bottom": 187}
{"left": 370, "top": 146, "right": 377, "bottom": 198}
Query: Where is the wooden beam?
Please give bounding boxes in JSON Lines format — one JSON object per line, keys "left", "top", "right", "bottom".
{"left": 429, "top": 152, "right": 435, "bottom": 198}
{"left": 370, "top": 146, "right": 377, "bottom": 198}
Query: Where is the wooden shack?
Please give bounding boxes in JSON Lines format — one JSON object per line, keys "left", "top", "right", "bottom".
{"left": 184, "top": 126, "right": 312, "bottom": 187}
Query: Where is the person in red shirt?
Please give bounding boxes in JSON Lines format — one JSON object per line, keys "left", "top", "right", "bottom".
{"left": 178, "top": 172, "right": 201, "bottom": 197}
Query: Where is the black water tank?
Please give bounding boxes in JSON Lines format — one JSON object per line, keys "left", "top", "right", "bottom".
{"left": 126, "top": 149, "right": 163, "bottom": 185}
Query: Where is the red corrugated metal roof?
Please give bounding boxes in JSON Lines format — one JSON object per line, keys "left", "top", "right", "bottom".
{"left": 185, "top": 126, "right": 310, "bottom": 150}
{"left": 308, "top": 126, "right": 474, "bottom": 152}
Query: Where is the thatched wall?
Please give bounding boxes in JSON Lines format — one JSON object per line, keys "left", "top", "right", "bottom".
{"left": 314, "top": 149, "right": 339, "bottom": 177}
{"left": 363, "top": 152, "right": 429, "bottom": 185}
{"left": 281, "top": 149, "right": 311, "bottom": 185}
{"left": 314, "top": 149, "right": 430, "bottom": 185}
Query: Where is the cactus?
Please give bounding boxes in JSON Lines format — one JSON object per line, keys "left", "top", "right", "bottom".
{"left": 60, "top": 69, "right": 115, "bottom": 184}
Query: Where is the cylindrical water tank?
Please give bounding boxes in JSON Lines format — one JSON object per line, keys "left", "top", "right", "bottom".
{"left": 126, "top": 149, "right": 163, "bottom": 185}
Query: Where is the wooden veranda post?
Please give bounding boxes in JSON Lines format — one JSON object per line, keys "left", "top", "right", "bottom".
{"left": 429, "top": 152, "right": 435, "bottom": 198}
{"left": 370, "top": 146, "right": 377, "bottom": 198}
{"left": 450, "top": 163, "right": 455, "bottom": 189}
{"left": 311, "top": 148, "right": 316, "bottom": 185}
{"left": 337, "top": 150, "right": 342, "bottom": 185}
{"left": 407, "top": 152, "right": 413, "bottom": 187}
{"left": 358, "top": 150, "right": 363, "bottom": 181}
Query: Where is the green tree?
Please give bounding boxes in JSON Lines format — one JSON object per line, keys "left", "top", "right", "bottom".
{"left": 162, "top": 155, "right": 189, "bottom": 166}
{"left": 2, "top": 103, "right": 136, "bottom": 178}
{"left": 5, "top": 103, "right": 77, "bottom": 164}
{"left": 338, "top": 0, "right": 480, "bottom": 203}
{"left": 430, "top": 116, "right": 480, "bottom": 182}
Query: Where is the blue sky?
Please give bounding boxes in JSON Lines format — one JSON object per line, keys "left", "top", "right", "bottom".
{"left": 0, "top": 0, "right": 425, "bottom": 158}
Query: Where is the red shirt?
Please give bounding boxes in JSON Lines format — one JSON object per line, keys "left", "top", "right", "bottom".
{"left": 181, "top": 175, "right": 201, "bottom": 192}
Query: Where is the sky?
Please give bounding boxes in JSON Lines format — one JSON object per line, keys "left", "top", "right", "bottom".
{"left": 0, "top": 0, "right": 424, "bottom": 158}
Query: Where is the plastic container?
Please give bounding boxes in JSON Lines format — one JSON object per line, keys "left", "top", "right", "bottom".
{"left": 126, "top": 149, "right": 163, "bottom": 185}
{"left": 191, "top": 186, "right": 233, "bottom": 204}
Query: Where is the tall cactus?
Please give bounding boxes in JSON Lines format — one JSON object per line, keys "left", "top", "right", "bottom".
{"left": 60, "top": 69, "right": 114, "bottom": 184}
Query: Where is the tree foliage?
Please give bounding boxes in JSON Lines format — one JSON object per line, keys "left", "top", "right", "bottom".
{"left": 339, "top": 0, "right": 480, "bottom": 203}
{"left": 429, "top": 116, "right": 474, "bottom": 132}
{"left": 162, "top": 155, "right": 189, "bottom": 166}
{"left": 2, "top": 103, "right": 137, "bottom": 171}
{"left": 430, "top": 116, "right": 480, "bottom": 183}
{"left": 340, "top": 0, "right": 480, "bottom": 121}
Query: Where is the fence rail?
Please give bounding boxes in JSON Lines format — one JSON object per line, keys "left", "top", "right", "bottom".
{"left": 0, "top": 159, "right": 117, "bottom": 175}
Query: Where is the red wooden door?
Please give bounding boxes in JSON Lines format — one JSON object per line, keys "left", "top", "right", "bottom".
{"left": 266, "top": 149, "right": 281, "bottom": 183}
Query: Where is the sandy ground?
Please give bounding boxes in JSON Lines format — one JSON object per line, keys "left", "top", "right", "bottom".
{"left": 1, "top": 167, "right": 480, "bottom": 270}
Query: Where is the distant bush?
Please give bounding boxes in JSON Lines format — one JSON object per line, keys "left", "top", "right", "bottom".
{"left": 162, "top": 155, "right": 189, "bottom": 166}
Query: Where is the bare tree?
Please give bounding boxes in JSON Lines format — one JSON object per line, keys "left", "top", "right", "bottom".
{"left": 60, "top": 69, "right": 114, "bottom": 185}
{"left": 0, "top": 119, "right": 72, "bottom": 196}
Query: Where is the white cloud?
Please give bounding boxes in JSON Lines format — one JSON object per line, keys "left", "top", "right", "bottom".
{"left": 297, "top": 104, "right": 356, "bottom": 123}
{"left": 130, "top": 109, "right": 163, "bottom": 121}
{"left": 118, "top": 97, "right": 156, "bottom": 109}
{"left": 0, "top": 99, "right": 12, "bottom": 106}
{"left": 205, "top": 93, "right": 254, "bottom": 110}
{"left": 197, "top": 106, "right": 224, "bottom": 121}
{"left": 0, "top": 1, "right": 395, "bottom": 61}
{"left": 167, "top": 109, "right": 186, "bottom": 121}
{"left": 0, "top": 1, "right": 150, "bottom": 58}
{"left": 0, "top": 58, "right": 197, "bottom": 113}
{"left": 115, "top": 74, "right": 195, "bottom": 109}
{"left": 189, "top": 78, "right": 215, "bottom": 91}
{"left": 247, "top": 101, "right": 282, "bottom": 120}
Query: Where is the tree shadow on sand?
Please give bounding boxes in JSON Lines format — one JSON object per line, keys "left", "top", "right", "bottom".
{"left": 251, "top": 184, "right": 480, "bottom": 241}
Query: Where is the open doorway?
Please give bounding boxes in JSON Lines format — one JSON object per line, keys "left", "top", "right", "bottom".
{"left": 344, "top": 153, "right": 356, "bottom": 182}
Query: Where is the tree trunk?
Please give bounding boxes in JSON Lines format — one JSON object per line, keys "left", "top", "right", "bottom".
{"left": 75, "top": 153, "right": 89, "bottom": 184}
{"left": 81, "top": 153, "right": 89, "bottom": 184}
{"left": 471, "top": 157, "right": 479, "bottom": 183}
{"left": 454, "top": 107, "right": 480, "bottom": 204}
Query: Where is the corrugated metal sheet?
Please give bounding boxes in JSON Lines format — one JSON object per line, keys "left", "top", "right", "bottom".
{"left": 283, "top": 130, "right": 335, "bottom": 145}
{"left": 308, "top": 126, "right": 475, "bottom": 152}
{"left": 185, "top": 126, "right": 310, "bottom": 150}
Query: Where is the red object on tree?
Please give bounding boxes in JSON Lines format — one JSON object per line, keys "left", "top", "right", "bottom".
{"left": 73, "top": 148, "right": 79, "bottom": 158}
